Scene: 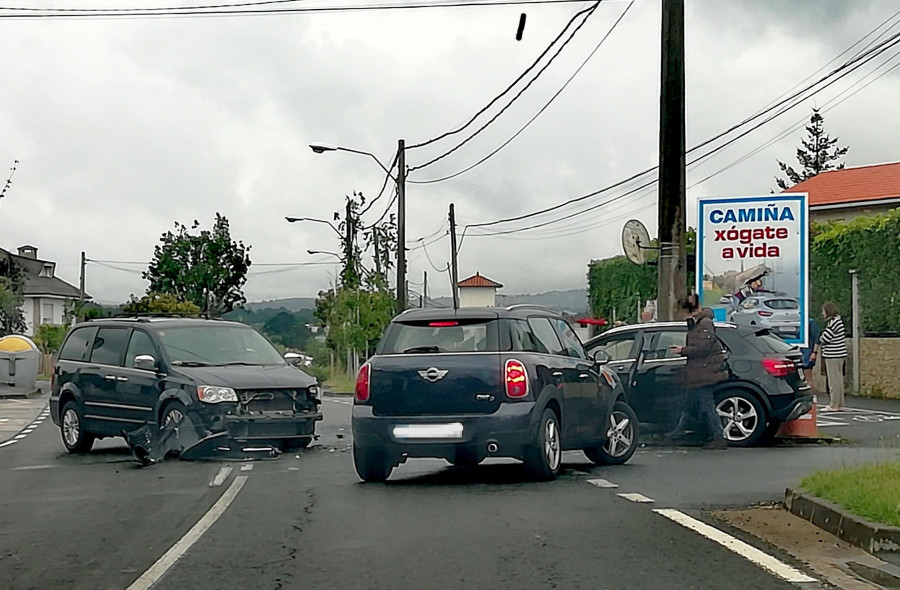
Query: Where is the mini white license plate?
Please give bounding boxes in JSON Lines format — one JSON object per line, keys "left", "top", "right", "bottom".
{"left": 392, "top": 423, "right": 464, "bottom": 440}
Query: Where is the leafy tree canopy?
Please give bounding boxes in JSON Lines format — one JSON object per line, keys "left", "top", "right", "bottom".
{"left": 122, "top": 292, "right": 202, "bottom": 315}
{"left": 0, "top": 256, "right": 25, "bottom": 334}
{"left": 144, "top": 213, "right": 251, "bottom": 315}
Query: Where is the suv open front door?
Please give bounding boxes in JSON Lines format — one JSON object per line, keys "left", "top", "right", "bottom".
{"left": 628, "top": 330, "right": 687, "bottom": 428}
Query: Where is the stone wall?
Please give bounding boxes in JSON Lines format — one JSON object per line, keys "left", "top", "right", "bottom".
{"left": 811, "top": 338, "right": 900, "bottom": 399}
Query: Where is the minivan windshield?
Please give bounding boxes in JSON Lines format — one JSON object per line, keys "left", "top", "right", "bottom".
{"left": 156, "top": 325, "right": 285, "bottom": 366}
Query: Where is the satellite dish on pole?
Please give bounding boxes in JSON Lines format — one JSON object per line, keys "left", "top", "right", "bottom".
{"left": 622, "top": 219, "right": 651, "bottom": 265}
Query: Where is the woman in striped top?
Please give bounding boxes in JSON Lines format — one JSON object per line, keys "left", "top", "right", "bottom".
{"left": 819, "top": 301, "right": 848, "bottom": 411}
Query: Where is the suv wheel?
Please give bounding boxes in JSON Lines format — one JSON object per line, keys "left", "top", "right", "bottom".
{"left": 353, "top": 443, "right": 393, "bottom": 483}
{"left": 715, "top": 390, "right": 766, "bottom": 447}
{"left": 584, "top": 401, "right": 638, "bottom": 465}
{"left": 524, "top": 407, "right": 562, "bottom": 481}
{"left": 61, "top": 401, "right": 94, "bottom": 454}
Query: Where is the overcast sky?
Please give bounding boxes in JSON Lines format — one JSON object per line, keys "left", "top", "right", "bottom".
{"left": 1, "top": 0, "right": 898, "bottom": 305}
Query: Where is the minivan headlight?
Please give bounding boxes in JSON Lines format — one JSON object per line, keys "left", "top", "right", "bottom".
{"left": 197, "top": 386, "right": 238, "bottom": 403}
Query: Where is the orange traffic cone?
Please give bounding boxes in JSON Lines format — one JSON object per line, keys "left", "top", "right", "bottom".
{"left": 776, "top": 399, "right": 819, "bottom": 438}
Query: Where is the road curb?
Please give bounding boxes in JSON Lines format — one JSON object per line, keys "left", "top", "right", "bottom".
{"left": 784, "top": 487, "right": 900, "bottom": 554}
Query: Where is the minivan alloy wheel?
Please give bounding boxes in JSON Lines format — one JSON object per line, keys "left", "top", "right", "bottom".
{"left": 163, "top": 407, "right": 184, "bottom": 427}
{"left": 716, "top": 396, "right": 759, "bottom": 441}
{"left": 63, "top": 408, "right": 80, "bottom": 447}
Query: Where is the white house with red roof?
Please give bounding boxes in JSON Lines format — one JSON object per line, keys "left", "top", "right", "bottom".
{"left": 787, "top": 161, "right": 900, "bottom": 223}
{"left": 458, "top": 273, "right": 503, "bottom": 307}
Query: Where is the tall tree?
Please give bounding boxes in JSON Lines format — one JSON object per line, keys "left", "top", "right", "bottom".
{"left": 0, "top": 255, "right": 25, "bottom": 335}
{"left": 776, "top": 108, "right": 849, "bottom": 190}
{"left": 143, "top": 213, "right": 251, "bottom": 316}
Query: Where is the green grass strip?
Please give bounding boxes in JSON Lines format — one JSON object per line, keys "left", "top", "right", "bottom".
{"left": 801, "top": 462, "right": 900, "bottom": 527}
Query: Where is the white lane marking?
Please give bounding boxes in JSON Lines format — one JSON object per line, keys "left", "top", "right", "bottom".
{"left": 11, "top": 464, "right": 56, "bottom": 471}
{"left": 618, "top": 493, "right": 654, "bottom": 503}
{"left": 240, "top": 464, "right": 253, "bottom": 471}
{"left": 816, "top": 421, "right": 849, "bottom": 427}
{"left": 14, "top": 434, "right": 27, "bottom": 440}
{"left": 587, "top": 478, "right": 619, "bottom": 489}
{"left": 0, "top": 440, "right": 17, "bottom": 448}
{"left": 654, "top": 509, "right": 817, "bottom": 584}
{"left": 0, "top": 418, "right": 8, "bottom": 423}
{"left": 22, "top": 429, "right": 35, "bottom": 434}
{"left": 127, "top": 475, "right": 248, "bottom": 590}
{"left": 209, "top": 466, "right": 233, "bottom": 487}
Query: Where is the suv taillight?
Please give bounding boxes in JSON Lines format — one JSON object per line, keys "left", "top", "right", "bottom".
{"left": 355, "top": 364, "right": 370, "bottom": 402}
{"left": 505, "top": 359, "right": 528, "bottom": 398}
{"left": 762, "top": 358, "right": 794, "bottom": 377}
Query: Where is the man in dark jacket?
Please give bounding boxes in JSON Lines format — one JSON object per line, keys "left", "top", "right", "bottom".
{"left": 665, "top": 296, "right": 729, "bottom": 449}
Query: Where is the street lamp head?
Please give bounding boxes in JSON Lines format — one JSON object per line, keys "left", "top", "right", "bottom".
{"left": 309, "top": 142, "right": 338, "bottom": 154}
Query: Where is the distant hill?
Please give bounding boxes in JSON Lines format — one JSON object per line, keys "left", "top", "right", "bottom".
{"left": 244, "top": 289, "right": 588, "bottom": 315}
{"left": 244, "top": 297, "right": 318, "bottom": 312}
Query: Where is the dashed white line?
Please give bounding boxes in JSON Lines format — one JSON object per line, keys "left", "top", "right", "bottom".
{"left": 618, "top": 492, "right": 654, "bottom": 503}
{"left": 240, "top": 464, "right": 254, "bottom": 471}
{"left": 323, "top": 397, "right": 352, "bottom": 406}
{"left": 13, "top": 434, "right": 27, "bottom": 440}
{"left": 11, "top": 465, "right": 56, "bottom": 471}
{"left": 587, "top": 478, "right": 619, "bottom": 489}
{"left": 0, "top": 440, "right": 17, "bottom": 448}
{"left": 209, "top": 466, "right": 233, "bottom": 487}
{"left": 127, "top": 475, "right": 248, "bottom": 590}
{"left": 654, "top": 509, "right": 816, "bottom": 584}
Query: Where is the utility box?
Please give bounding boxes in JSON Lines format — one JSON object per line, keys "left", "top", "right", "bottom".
{"left": 0, "top": 335, "right": 40, "bottom": 390}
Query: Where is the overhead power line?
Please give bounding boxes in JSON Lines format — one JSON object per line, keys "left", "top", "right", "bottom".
{"left": 407, "top": 1, "right": 601, "bottom": 172}
{"left": 462, "top": 22, "right": 900, "bottom": 234}
{"left": 0, "top": 0, "right": 594, "bottom": 19}
{"left": 409, "top": 0, "right": 634, "bottom": 184}
{"left": 408, "top": 0, "right": 600, "bottom": 151}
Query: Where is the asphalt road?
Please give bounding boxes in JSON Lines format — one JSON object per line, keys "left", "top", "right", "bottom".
{"left": 2, "top": 394, "right": 897, "bottom": 590}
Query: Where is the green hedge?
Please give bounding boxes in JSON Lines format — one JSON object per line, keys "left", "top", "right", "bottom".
{"left": 811, "top": 209, "right": 900, "bottom": 335}
{"left": 587, "top": 256, "right": 657, "bottom": 323}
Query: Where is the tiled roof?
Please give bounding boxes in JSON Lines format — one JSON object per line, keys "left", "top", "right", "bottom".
{"left": 786, "top": 161, "right": 900, "bottom": 207}
{"left": 458, "top": 272, "right": 503, "bottom": 288}
{"left": 1, "top": 247, "right": 87, "bottom": 299}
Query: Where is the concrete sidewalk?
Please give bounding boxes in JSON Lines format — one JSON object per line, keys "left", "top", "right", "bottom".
{"left": 0, "top": 381, "right": 50, "bottom": 445}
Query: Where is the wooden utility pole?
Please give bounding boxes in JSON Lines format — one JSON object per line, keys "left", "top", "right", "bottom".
{"left": 657, "top": 0, "right": 687, "bottom": 321}
{"left": 449, "top": 204, "right": 460, "bottom": 310}
{"left": 78, "top": 251, "right": 86, "bottom": 322}
{"left": 396, "top": 139, "right": 407, "bottom": 314}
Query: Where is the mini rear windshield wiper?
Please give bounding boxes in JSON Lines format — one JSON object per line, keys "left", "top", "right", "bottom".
{"left": 402, "top": 346, "right": 441, "bottom": 354}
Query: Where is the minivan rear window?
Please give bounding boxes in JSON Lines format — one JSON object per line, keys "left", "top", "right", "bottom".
{"left": 380, "top": 319, "right": 498, "bottom": 354}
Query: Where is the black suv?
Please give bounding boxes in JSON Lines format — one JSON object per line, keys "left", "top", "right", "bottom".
{"left": 584, "top": 322, "right": 813, "bottom": 446}
{"left": 50, "top": 317, "right": 322, "bottom": 453}
{"left": 351, "top": 306, "right": 639, "bottom": 482}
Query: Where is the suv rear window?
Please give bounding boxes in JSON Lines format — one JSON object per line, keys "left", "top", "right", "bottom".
{"left": 750, "top": 331, "right": 798, "bottom": 354}
{"left": 380, "top": 319, "right": 498, "bottom": 354}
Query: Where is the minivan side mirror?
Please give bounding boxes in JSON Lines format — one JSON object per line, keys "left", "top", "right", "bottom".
{"left": 592, "top": 349, "right": 611, "bottom": 366}
{"left": 284, "top": 352, "right": 302, "bottom": 366}
{"left": 134, "top": 354, "right": 157, "bottom": 371}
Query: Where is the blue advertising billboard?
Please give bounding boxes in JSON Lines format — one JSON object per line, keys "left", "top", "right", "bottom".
{"left": 697, "top": 194, "right": 809, "bottom": 347}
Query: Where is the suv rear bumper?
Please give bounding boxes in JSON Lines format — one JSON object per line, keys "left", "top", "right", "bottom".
{"left": 769, "top": 393, "right": 814, "bottom": 422}
{"left": 352, "top": 402, "right": 537, "bottom": 464}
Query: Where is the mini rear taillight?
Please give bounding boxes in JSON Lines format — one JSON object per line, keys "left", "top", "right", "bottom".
{"left": 762, "top": 358, "right": 794, "bottom": 377}
{"left": 505, "top": 359, "right": 528, "bottom": 398}
{"left": 355, "top": 364, "right": 370, "bottom": 402}
{"left": 428, "top": 321, "right": 459, "bottom": 327}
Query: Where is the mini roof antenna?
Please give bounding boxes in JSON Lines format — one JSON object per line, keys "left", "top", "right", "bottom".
{"left": 622, "top": 219, "right": 652, "bottom": 265}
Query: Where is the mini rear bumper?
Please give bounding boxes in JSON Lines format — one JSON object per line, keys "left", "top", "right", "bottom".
{"left": 352, "top": 402, "right": 537, "bottom": 464}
